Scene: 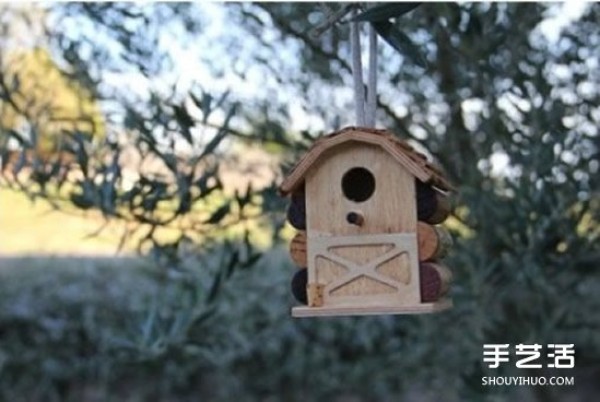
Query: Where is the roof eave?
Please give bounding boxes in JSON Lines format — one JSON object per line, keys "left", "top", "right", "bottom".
{"left": 280, "top": 127, "right": 454, "bottom": 195}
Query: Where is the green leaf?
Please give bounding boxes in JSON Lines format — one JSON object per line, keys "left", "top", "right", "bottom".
{"left": 70, "top": 193, "right": 94, "bottom": 209}
{"left": 353, "top": 3, "right": 421, "bottom": 22}
{"left": 225, "top": 249, "right": 240, "bottom": 279}
{"left": 190, "top": 91, "right": 213, "bottom": 124}
{"left": 242, "top": 252, "right": 262, "bottom": 269}
{"left": 206, "top": 271, "right": 222, "bottom": 304}
{"left": 204, "top": 202, "right": 231, "bottom": 224}
{"left": 194, "top": 168, "right": 221, "bottom": 198}
{"left": 141, "top": 302, "right": 158, "bottom": 345}
{"left": 372, "top": 21, "right": 428, "bottom": 68}
{"left": 70, "top": 133, "right": 90, "bottom": 176}
{"left": 173, "top": 104, "right": 195, "bottom": 144}
{"left": 10, "top": 150, "right": 27, "bottom": 176}
{"left": 236, "top": 183, "right": 253, "bottom": 210}
{"left": 190, "top": 307, "right": 217, "bottom": 328}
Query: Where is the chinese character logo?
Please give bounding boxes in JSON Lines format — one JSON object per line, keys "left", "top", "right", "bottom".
{"left": 515, "top": 343, "right": 542, "bottom": 368}
{"left": 483, "top": 344, "right": 510, "bottom": 369}
{"left": 547, "top": 344, "right": 575, "bottom": 369}
{"left": 483, "top": 344, "right": 575, "bottom": 369}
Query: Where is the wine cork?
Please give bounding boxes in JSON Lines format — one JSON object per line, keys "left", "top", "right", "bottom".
{"left": 286, "top": 190, "right": 306, "bottom": 230}
{"left": 291, "top": 268, "right": 308, "bottom": 305}
{"left": 426, "top": 192, "right": 451, "bottom": 224}
{"left": 417, "top": 181, "right": 451, "bottom": 224}
{"left": 420, "top": 262, "right": 453, "bottom": 302}
{"left": 289, "top": 231, "right": 307, "bottom": 267}
{"left": 417, "top": 222, "right": 453, "bottom": 261}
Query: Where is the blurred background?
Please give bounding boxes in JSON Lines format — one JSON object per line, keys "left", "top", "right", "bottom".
{"left": 0, "top": 2, "right": 598, "bottom": 401}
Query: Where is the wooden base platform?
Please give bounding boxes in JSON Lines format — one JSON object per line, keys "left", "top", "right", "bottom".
{"left": 291, "top": 298, "right": 452, "bottom": 317}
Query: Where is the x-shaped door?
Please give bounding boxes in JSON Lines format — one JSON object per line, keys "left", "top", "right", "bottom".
{"left": 308, "top": 232, "right": 420, "bottom": 304}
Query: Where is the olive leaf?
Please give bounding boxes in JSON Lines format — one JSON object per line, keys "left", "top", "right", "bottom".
{"left": 190, "top": 91, "right": 213, "bottom": 124}
{"left": 204, "top": 202, "right": 231, "bottom": 224}
{"left": 372, "top": 20, "right": 428, "bottom": 68}
{"left": 172, "top": 103, "right": 195, "bottom": 145}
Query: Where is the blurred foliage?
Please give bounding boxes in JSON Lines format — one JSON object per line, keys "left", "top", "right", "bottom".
{"left": 0, "top": 47, "right": 105, "bottom": 154}
{"left": 0, "top": 2, "right": 599, "bottom": 401}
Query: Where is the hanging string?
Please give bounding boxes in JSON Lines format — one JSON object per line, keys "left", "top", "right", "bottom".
{"left": 350, "top": 9, "right": 378, "bottom": 128}
{"left": 366, "top": 24, "right": 378, "bottom": 127}
{"left": 350, "top": 9, "right": 365, "bottom": 126}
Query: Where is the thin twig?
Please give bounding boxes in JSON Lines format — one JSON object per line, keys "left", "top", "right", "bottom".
{"left": 310, "top": 3, "right": 355, "bottom": 39}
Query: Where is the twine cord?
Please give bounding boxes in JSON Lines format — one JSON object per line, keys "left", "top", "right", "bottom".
{"left": 366, "top": 24, "right": 378, "bottom": 127}
{"left": 350, "top": 10, "right": 365, "bottom": 126}
{"left": 350, "top": 9, "right": 377, "bottom": 128}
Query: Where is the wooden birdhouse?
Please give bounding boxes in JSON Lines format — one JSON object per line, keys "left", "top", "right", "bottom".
{"left": 280, "top": 127, "right": 455, "bottom": 317}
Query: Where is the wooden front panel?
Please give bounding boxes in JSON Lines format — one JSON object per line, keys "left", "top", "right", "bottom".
{"left": 307, "top": 233, "right": 420, "bottom": 307}
{"left": 305, "top": 143, "right": 416, "bottom": 237}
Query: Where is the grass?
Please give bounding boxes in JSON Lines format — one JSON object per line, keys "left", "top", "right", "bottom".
{"left": 3, "top": 250, "right": 592, "bottom": 402}
{"left": 0, "top": 248, "right": 296, "bottom": 401}
{"left": 0, "top": 255, "right": 174, "bottom": 401}
{"left": 0, "top": 187, "right": 136, "bottom": 255}
{"left": 0, "top": 227, "right": 597, "bottom": 401}
{"left": 0, "top": 185, "right": 283, "bottom": 256}
{"left": 0, "top": 140, "right": 282, "bottom": 256}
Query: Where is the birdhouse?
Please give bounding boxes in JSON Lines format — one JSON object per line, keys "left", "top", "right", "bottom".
{"left": 280, "top": 127, "right": 455, "bottom": 317}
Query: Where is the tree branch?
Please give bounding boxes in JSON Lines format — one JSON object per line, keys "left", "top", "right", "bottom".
{"left": 255, "top": 4, "right": 415, "bottom": 139}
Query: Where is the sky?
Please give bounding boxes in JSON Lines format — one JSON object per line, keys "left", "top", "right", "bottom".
{"left": 4, "top": 2, "right": 595, "bottom": 178}
{"left": 187, "top": 2, "right": 592, "bottom": 179}
{"left": 99, "top": 1, "right": 592, "bottom": 132}
{"left": 537, "top": 1, "right": 590, "bottom": 42}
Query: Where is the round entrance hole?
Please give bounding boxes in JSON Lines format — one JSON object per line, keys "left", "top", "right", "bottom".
{"left": 341, "top": 167, "right": 376, "bottom": 202}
